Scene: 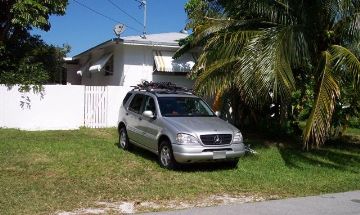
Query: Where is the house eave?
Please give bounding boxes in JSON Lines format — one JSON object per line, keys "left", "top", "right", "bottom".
{"left": 72, "top": 39, "right": 116, "bottom": 60}
{"left": 123, "top": 40, "right": 180, "bottom": 47}
{"left": 72, "top": 38, "right": 181, "bottom": 59}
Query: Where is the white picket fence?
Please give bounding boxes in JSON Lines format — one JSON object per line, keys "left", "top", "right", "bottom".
{"left": 0, "top": 85, "right": 132, "bottom": 130}
{"left": 84, "top": 86, "right": 108, "bottom": 128}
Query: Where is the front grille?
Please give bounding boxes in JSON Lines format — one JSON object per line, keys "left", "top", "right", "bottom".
{"left": 200, "top": 134, "right": 232, "bottom": 146}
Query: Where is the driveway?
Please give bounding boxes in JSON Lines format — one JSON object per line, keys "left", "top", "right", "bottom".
{"left": 144, "top": 191, "right": 360, "bottom": 215}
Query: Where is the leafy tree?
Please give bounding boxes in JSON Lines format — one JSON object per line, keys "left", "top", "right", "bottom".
{"left": 1, "top": 0, "right": 67, "bottom": 42}
{"left": 0, "top": 0, "right": 68, "bottom": 89}
{"left": 181, "top": 0, "right": 360, "bottom": 149}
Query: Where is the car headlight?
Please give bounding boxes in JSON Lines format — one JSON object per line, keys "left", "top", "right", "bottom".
{"left": 233, "top": 132, "right": 243, "bottom": 143}
{"left": 176, "top": 133, "right": 200, "bottom": 145}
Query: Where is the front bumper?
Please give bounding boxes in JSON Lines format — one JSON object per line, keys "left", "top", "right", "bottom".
{"left": 172, "top": 143, "right": 245, "bottom": 163}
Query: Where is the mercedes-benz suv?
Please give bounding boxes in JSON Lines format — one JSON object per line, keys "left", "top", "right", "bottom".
{"left": 117, "top": 82, "right": 245, "bottom": 169}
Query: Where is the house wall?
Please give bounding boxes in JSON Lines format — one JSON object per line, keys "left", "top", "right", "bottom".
{"left": 121, "top": 44, "right": 153, "bottom": 86}
{"left": 152, "top": 73, "right": 194, "bottom": 89}
{"left": 81, "top": 45, "right": 122, "bottom": 86}
{"left": 65, "top": 63, "right": 81, "bottom": 85}
{"left": 121, "top": 44, "right": 194, "bottom": 88}
{"left": 78, "top": 44, "right": 194, "bottom": 88}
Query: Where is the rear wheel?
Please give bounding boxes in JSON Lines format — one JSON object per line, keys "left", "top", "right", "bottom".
{"left": 119, "top": 127, "right": 131, "bottom": 150}
{"left": 158, "top": 140, "right": 178, "bottom": 169}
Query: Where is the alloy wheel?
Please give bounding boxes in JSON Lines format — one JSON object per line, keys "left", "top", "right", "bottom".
{"left": 160, "top": 146, "right": 171, "bottom": 167}
{"left": 119, "top": 130, "right": 127, "bottom": 149}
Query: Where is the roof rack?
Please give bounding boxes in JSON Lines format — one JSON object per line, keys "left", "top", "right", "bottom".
{"left": 132, "top": 81, "right": 193, "bottom": 94}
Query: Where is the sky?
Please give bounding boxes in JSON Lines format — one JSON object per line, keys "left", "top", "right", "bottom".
{"left": 32, "top": 0, "right": 189, "bottom": 57}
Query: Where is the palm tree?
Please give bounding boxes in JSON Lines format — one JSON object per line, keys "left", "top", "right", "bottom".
{"left": 182, "top": 0, "right": 360, "bottom": 149}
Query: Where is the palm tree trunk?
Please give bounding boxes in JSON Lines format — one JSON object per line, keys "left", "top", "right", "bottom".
{"left": 212, "top": 90, "right": 223, "bottom": 111}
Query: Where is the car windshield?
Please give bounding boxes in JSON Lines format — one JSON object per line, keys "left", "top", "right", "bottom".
{"left": 158, "top": 97, "right": 215, "bottom": 117}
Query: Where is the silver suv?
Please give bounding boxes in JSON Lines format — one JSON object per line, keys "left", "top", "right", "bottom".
{"left": 117, "top": 82, "right": 245, "bottom": 169}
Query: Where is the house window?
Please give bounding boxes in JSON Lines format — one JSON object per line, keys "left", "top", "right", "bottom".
{"left": 104, "top": 56, "right": 114, "bottom": 76}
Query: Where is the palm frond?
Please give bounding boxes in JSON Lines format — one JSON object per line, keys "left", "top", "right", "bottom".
{"left": 196, "top": 30, "right": 260, "bottom": 68}
{"left": 194, "top": 56, "right": 240, "bottom": 90}
{"left": 192, "top": 18, "right": 274, "bottom": 47}
{"left": 303, "top": 51, "right": 340, "bottom": 149}
{"left": 335, "top": 0, "right": 360, "bottom": 16}
{"left": 193, "top": 18, "right": 236, "bottom": 44}
{"left": 333, "top": 12, "right": 360, "bottom": 42}
{"left": 235, "top": 27, "right": 297, "bottom": 106}
{"left": 330, "top": 45, "right": 360, "bottom": 84}
{"left": 190, "top": 28, "right": 261, "bottom": 89}
{"left": 174, "top": 34, "right": 194, "bottom": 59}
{"left": 320, "top": 0, "right": 359, "bottom": 22}
{"left": 233, "top": 0, "right": 297, "bottom": 25}
{"left": 194, "top": 66, "right": 235, "bottom": 97}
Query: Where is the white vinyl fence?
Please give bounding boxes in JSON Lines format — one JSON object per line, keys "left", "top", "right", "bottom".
{"left": 0, "top": 85, "right": 132, "bottom": 130}
{"left": 84, "top": 86, "right": 108, "bottom": 128}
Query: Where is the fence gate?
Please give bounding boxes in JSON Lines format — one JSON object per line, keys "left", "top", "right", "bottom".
{"left": 84, "top": 86, "right": 108, "bottom": 128}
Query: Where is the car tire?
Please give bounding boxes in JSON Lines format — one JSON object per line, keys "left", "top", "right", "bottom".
{"left": 158, "top": 140, "right": 178, "bottom": 170}
{"left": 119, "top": 127, "right": 131, "bottom": 150}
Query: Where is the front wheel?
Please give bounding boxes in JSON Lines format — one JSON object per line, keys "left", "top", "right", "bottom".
{"left": 119, "top": 127, "right": 131, "bottom": 150}
{"left": 158, "top": 141, "right": 178, "bottom": 169}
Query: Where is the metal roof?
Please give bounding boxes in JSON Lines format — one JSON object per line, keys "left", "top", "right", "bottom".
{"left": 72, "top": 32, "right": 188, "bottom": 59}
{"left": 122, "top": 32, "right": 188, "bottom": 46}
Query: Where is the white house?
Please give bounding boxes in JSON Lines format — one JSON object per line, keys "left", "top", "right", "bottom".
{"left": 65, "top": 32, "right": 196, "bottom": 89}
{"left": 0, "top": 33, "right": 200, "bottom": 131}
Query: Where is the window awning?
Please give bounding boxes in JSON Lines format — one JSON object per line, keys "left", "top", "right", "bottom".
{"left": 76, "top": 61, "right": 90, "bottom": 76}
{"left": 153, "top": 51, "right": 195, "bottom": 73}
{"left": 89, "top": 53, "right": 113, "bottom": 73}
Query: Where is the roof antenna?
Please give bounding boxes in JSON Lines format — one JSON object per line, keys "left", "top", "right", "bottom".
{"left": 135, "top": 0, "right": 147, "bottom": 39}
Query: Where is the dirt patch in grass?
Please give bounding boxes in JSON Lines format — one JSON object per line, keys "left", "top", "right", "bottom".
{"left": 28, "top": 152, "right": 51, "bottom": 164}
{"left": 84, "top": 128, "right": 117, "bottom": 141}
{"left": 56, "top": 194, "right": 268, "bottom": 214}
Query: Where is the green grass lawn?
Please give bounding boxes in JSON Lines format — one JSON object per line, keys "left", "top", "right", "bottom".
{"left": 0, "top": 128, "right": 359, "bottom": 214}
{"left": 346, "top": 127, "right": 360, "bottom": 136}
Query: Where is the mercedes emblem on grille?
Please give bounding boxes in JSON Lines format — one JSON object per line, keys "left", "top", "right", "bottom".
{"left": 214, "top": 135, "right": 222, "bottom": 144}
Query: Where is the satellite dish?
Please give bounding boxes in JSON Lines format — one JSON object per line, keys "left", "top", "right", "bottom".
{"left": 114, "top": 23, "right": 126, "bottom": 37}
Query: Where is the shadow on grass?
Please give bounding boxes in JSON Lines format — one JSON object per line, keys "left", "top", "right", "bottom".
{"left": 277, "top": 138, "right": 360, "bottom": 173}
{"left": 176, "top": 162, "right": 239, "bottom": 172}
{"left": 243, "top": 133, "right": 275, "bottom": 150}
{"left": 114, "top": 142, "right": 241, "bottom": 172}
{"left": 114, "top": 142, "right": 158, "bottom": 164}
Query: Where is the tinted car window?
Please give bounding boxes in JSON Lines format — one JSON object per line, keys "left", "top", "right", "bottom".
{"left": 158, "top": 97, "right": 215, "bottom": 117}
{"left": 128, "top": 94, "right": 144, "bottom": 113}
{"left": 123, "top": 92, "right": 132, "bottom": 105}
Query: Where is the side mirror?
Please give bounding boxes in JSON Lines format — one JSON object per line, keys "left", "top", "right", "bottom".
{"left": 143, "top": 110, "right": 155, "bottom": 119}
{"left": 215, "top": 111, "right": 221, "bottom": 117}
